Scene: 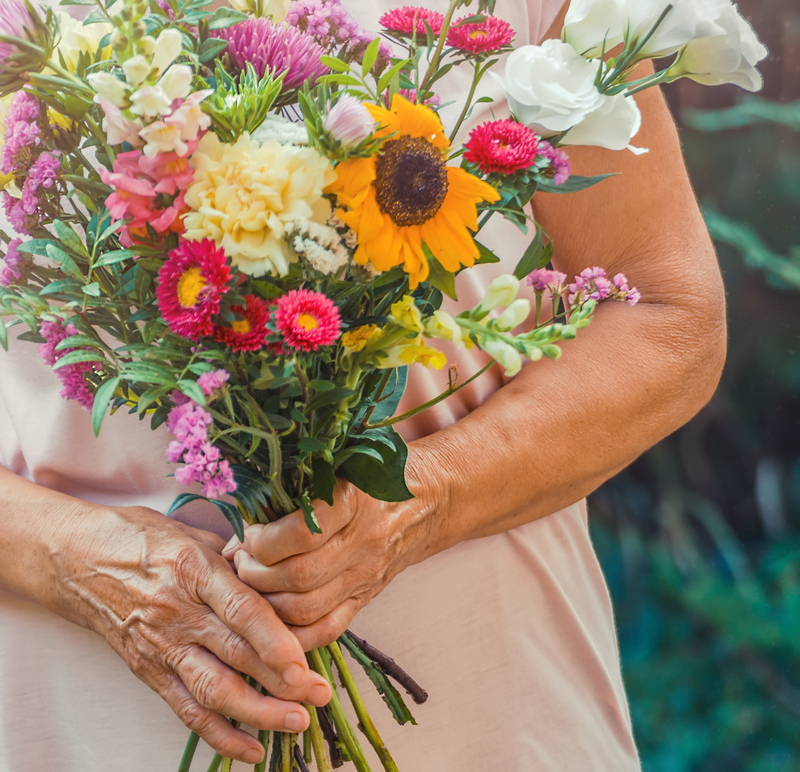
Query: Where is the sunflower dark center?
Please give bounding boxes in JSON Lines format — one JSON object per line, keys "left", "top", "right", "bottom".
{"left": 374, "top": 136, "right": 448, "bottom": 227}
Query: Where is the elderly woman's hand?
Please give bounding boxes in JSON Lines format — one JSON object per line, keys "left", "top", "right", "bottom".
{"left": 222, "top": 468, "right": 443, "bottom": 651}
{"left": 0, "top": 469, "right": 333, "bottom": 766}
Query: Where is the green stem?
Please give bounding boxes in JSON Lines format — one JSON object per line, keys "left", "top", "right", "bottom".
{"left": 281, "top": 732, "right": 293, "bottom": 772}
{"left": 205, "top": 754, "right": 223, "bottom": 772}
{"left": 306, "top": 706, "right": 333, "bottom": 772}
{"left": 309, "top": 649, "right": 372, "bottom": 772}
{"left": 328, "top": 642, "right": 399, "bottom": 772}
{"left": 220, "top": 757, "right": 233, "bottom": 772}
{"left": 448, "top": 60, "right": 482, "bottom": 144}
{"left": 178, "top": 732, "right": 200, "bottom": 772}
{"left": 254, "top": 730, "right": 270, "bottom": 772}
{"left": 420, "top": 0, "right": 460, "bottom": 91}
{"left": 366, "top": 360, "right": 493, "bottom": 429}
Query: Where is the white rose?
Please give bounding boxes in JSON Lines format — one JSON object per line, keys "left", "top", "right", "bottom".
{"left": 666, "top": 4, "right": 767, "bottom": 91}
{"left": 496, "top": 41, "right": 642, "bottom": 150}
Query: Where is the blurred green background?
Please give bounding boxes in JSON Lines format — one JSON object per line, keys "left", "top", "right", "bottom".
{"left": 589, "top": 2, "right": 800, "bottom": 770}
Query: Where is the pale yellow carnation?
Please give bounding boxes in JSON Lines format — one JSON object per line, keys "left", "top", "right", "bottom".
{"left": 184, "top": 132, "right": 336, "bottom": 276}
{"left": 53, "top": 12, "right": 113, "bottom": 74}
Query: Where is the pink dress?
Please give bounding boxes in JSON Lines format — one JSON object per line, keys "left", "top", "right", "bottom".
{"left": 0, "top": 0, "right": 641, "bottom": 769}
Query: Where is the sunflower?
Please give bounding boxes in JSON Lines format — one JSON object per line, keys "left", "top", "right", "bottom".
{"left": 327, "top": 95, "right": 500, "bottom": 288}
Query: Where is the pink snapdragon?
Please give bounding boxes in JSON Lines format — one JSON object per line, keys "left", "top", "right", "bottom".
{"left": 139, "top": 91, "right": 213, "bottom": 158}
{"left": 97, "top": 100, "right": 143, "bottom": 147}
{"left": 38, "top": 319, "right": 99, "bottom": 410}
{"left": 166, "top": 400, "right": 237, "bottom": 498}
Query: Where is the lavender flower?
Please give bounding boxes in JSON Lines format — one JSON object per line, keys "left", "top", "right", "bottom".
{"left": 538, "top": 141, "right": 571, "bottom": 186}
{"left": 213, "top": 18, "right": 329, "bottom": 90}
{"left": 197, "top": 368, "right": 230, "bottom": 397}
{"left": 0, "top": 91, "right": 44, "bottom": 176}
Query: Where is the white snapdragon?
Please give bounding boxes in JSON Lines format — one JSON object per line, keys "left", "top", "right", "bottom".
{"left": 496, "top": 41, "right": 642, "bottom": 151}
{"left": 666, "top": 5, "right": 768, "bottom": 91}
{"left": 159, "top": 65, "right": 193, "bottom": 101}
{"left": 424, "top": 310, "right": 462, "bottom": 345}
{"left": 87, "top": 72, "right": 129, "bottom": 108}
{"left": 97, "top": 100, "right": 142, "bottom": 146}
{"left": 475, "top": 274, "right": 520, "bottom": 315}
{"left": 482, "top": 338, "right": 523, "bottom": 377}
{"left": 150, "top": 29, "right": 183, "bottom": 78}
{"left": 122, "top": 55, "right": 152, "bottom": 87}
{"left": 129, "top": 85, "right": 172, "bottom": 118}
{"left": 495, "top": 299, "right": 532, "bottom": 332}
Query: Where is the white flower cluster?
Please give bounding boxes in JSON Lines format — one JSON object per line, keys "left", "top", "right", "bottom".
{"left": 251, "top": 115, "right": 310, "bottom": 146}
{"left": 496, "top": 0, "right": 767, "bottom": 153}
{"left": 289, "top": 219, "right": 351, "bottom": 275}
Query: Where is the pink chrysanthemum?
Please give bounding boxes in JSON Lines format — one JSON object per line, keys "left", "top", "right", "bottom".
{"left": 156, "top": 239, "right": 231, "bottom": 341}
{"left": 538, "top": 141, "right": 571, "bottom": 186}
{"left": 379, "top": 6, "right": 444, "bottom": 36}
{"left": 213, "top": 19, "right": 329, "bottom": 90}
{"left": 274, "top": 289, "right": 341, "bottom": 352}
{"left": 447, "top": 15, "right": 514, "bottom": 54}
{"left": 464, "top": 119, "right": 539, "bottom": 175}
{"left": 214, "top": 294, "right": 271, "bottom": 353}
{"left": 38, "top": 319, "right": 99, "bottom": 410}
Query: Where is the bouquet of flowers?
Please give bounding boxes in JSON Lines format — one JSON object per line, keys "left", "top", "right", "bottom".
{"left": 0, "top": 0, "right": 766, "bottom": 769}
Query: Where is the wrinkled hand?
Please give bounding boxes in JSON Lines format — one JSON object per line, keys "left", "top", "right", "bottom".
{"left": 223, "top": 478, "right": 440, "bottom": 651}
{"left": 50, "top": 505, "right": 332, "bottom": 764}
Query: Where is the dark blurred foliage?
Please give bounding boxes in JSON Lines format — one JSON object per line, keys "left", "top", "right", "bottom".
{"left": 588, "top": 2, "right": 800, "bottom": 770}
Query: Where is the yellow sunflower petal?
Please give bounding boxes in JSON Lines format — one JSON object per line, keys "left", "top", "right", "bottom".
{"left": 390, "top": 94, "right": 449, "bottom": 150}
{"left": 447, "top": 166, "right": 501, "bottom": 204}
{"left": 358, "top": 188, "right": 387, "bottom": 244}
{"left": 327, "top": 157, "right": 376, "bottom": 199}
{"left": 365, "top": 103, "right": 401, "bottom": 142}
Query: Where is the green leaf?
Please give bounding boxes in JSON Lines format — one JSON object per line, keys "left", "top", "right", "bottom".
{"left": 52, "top": 349, "right": 105, "bottom": 370}
{"left": 377, "top": 58, "right": 410, "bottom": 94}
{"left": 369, "top": 367, "right": 407, "bottom": 423}
{"left": 0, "top": 321, "right": 7, "bottom": 351}
{"left": 46, "top": 243, "right": 84, "bottom": 280}
{"left": 320, "top": 55, "right": 352, "bottom": 72}
{"left": 338, "top": 429, "right": 414, "bottom": 502}
{"left": 39, "top": 279, "right": 82, "bottom": 296}
{"left": 309, "top": 380, "right": 337, "bottom": 392}
{"left": 54, "top": 220, "right": 89, "bottom": 258}
{"left": 513, "top": 230, "right": 544, "bottom": 279}
{"left": 475, "top": 240, "right": 500, "bottom": 264}
{"left": 61, "top": 174, "right": 112, "bottom": 197}
{"left": 360, "top": 37, "right": 381, "bottom": 76}
{"left": 16, "top": 239, "right": 57, "bottom": 257}
{"left": 298, "top": 491, "right": 322, "bottom": 534}
{"left": 535, "top": 173, "right": 616, "bottom": 194}
{"left": 306, "top": 385, "right": 355, "bottom": 412}
{"left": 82, "top": 282, "right": 101, "bottom": 297}
{"left": 94, "top": 249, "right": 139, "bottom": 267}
{"left": 212, "top": 499, "right": 245, "bottom": 541}
{"left": 55, "top": 334, "right": 99, "bottom": 351}
{"left": 311, "top": 457, "right": 337, "bottom": 506}
{"left": 291, "top": 407, "right": 308, "bottom": 424}
{"left": 207, "top": 7, "right": 248, "bottom": 29}
{"left": 92, "top": 375, "right": 121, "bottom": 436}
{"left": 198, "top": 37, "right": 228, "bottom": 62}
{"left": 177, "top": 378, "right": 206, "bottom": 405}
{"left": 422, "top": 243, "right": 457, "bottom": 300}
{"left": 167, "top": 492, "right": 208, "bottom": 516}
{"left": 298, "top": 436, "right": 328, "bottom": 453}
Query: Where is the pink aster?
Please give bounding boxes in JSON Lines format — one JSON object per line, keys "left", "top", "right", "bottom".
{"left": 213, "top": 18, "right": 329, "bottom": 90}
{"left": 465, "top": 119, "right": 539, "bottom": 175}
{"left": 538, "top": 141, "right": 571, "bottom": 186}
{"left": 38, "top": 319, "right": 99, "bottom": 410}
{"left": 323, "top": 94, "right": 374, "bottom": 148}
{"left": 379, "top": 6, "right": 444, "bottom": 36}
{"left": 214, "top": 295, "right": 272, "bottom": 353}
{"left": 273, "top": 289, "right": 341, "bottom": 352}
{"left": 156, "top": 239, "right": 231, "bottom": 341}
{"left": 447, "top": 15, "right": 514, "bottom": 55}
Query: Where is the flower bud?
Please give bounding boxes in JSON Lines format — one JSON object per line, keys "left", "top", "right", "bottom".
{"left": 474, "top": 274, "right": 519, "bottom": 316}
{"left": 111, "top": 29, "right": 129, "bottom": 51}
{"left": 424, "top": 310, "right": 462, "bottom": 345}
{"left": 481, "top": 337, "right": 523, "bottom": 377}
{"left": 131, "top": 19, "right": 146, "bottom": 41}
{"left": 323, "top": 94, "right": 374, "bottom": 148}
{"left": 138, "top": 35, "right": 156, "bottom": 56}
{"left": 494, "top": 298, "right": 531, "bottom": 331}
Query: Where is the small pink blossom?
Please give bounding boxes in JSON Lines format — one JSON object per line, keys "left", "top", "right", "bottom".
{"left": 197, "top": 369, "right": 230, "bottom": 397}
{"left": 538, "top": 141, "right": 571, "bottom": 186}
{"left": 323, "top": 95, "right": 373, "bottom": 148}
{"left": 568, "top": 267, "right": 640, "bottom": 307}
{"left": 38, "top": 319, "right": 99, "bottom": 410}
{"left": 0, "top": 238, "right": 24, "bottom": 287}
{"left": 98, "top": 100, "right": 143, "bottom": 147}
{"left": 527, "top": 268, "right": 567, "bottom": 293}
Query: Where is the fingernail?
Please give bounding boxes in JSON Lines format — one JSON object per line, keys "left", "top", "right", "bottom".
{"left": 282, "top": 663, "right": 306, "bottom": 687}
{"left": 308, "top": 683, "right": 331, "bottom": 705}
{"left": 284, "top": 712, "right": 307, "bottom": 732}
{"left": 222, "top": 535, "right": 239, "bottom": 555}
{"left": 243, "top": 747, "right": 264, "bottom": 764}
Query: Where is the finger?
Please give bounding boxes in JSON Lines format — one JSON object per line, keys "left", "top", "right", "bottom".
{"left": 228, "top": 495, "right": 354, "bottom": 566}
{"left": 148, "top": 668, "right": 267, "bottom": 764}
{"left": 263, "top": 574, "right": 353, "bottom": 629}
{"left": 195, "top": 610, "right": 332, "bottom": 707}
{"left": 233, "top": 544, "right": 351, "bottom": 594}
{"left": 290, "top": 599, "right": 363, "bottom": 652}
{"left": 168, "top": 644, "right": 313, "bottom": 734}
{"left": 197, "top": 560, "right": 324, "bottom": 697}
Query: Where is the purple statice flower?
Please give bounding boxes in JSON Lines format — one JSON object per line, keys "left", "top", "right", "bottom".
{"left": 0, "top": 0, "right": 38, "bottom": 62}
{"left": 2, "top": 191, "right": 28, "bottom": 235}
{"left": 568, "top": 267, "right": 640, "bottom": 308}
{"left": 15, "top": 151, "right": 60, "bottom": 230}
{"left": 538, "top": 141, "right": 571, "bottom": 186}
{"left": 612, "top": 272, "right": 641, "bottom": 306}
{"left": 166, "top": 401, "right": 237, "bottom": 498}
{"left": 38, "top": 319, "right": 98, "bottom": 410}
{"left": 197, "top": 368, "right": 230, "bottom": 397}
{"left": 527, "top": 268, "right": 567, "bottom": 294}
{"left": 1, "top": 90, "right": 43, "bottom": 176}
{"left": 213, "top": 18, "right": 329, "bottom": 90}
{"left": 0, "top": 238, "right": 24, "bottom": 287}
{"left": 286, "top": 0, "right": 391, "bottom": 65}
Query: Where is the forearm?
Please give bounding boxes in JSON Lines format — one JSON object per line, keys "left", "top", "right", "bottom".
{"left": 407, "top": 289, "right": 725, "bottom": 558}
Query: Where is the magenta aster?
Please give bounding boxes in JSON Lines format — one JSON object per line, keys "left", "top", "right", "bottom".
{"left": 447, "top": 15, "right": 514, "bottom": 54}
{"left": 214, "top": 295, "right": 271, "bottom": 353}
{"left": 464, "top": 119, "right": 539, "bottom": 175}
{"left": 379, "top": 6, "right": 444, "bottom": 37}
{"left": 156, "top": 239, "right": 231, "bottom": 341}
{"left": 213, "top": 18, "right": 329, "bottom": 90}
{"left": 274, "top": 289, "right": 341, "bottom": 352}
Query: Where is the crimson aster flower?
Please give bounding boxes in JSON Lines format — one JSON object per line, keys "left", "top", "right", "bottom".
{"left": 156, "top": 239, "right": 231, "bottom": 340}
{"left": 213, "top": 18, "right": 328, "bottom": 90}
{"left": 464, "top": 119, "right": 539, "bottom": 175}
{"left": 447, "top": 15, "right": 514, "bottom": 55}
{"left": 379, "top": 6, "right": 444, "bottom": 37}
{"left": 274, "top": 289, "right": 341, "bottom": 352}
{"left": 214, "top": 294, "right": 272, "bottom": 353}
